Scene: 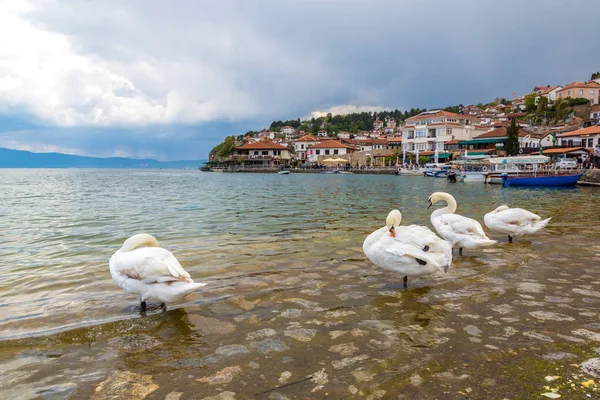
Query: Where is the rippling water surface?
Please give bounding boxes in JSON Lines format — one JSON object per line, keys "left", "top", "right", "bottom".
{"left": 1, "top": 169, "right": 600, "bottom": 399}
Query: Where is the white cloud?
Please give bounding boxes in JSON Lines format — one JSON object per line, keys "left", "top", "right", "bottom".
{"left": 0, "top": 0, "right": 333, "bottom": 127}
{"left": 308, "top": 105, "right": 388, "bottom": 119}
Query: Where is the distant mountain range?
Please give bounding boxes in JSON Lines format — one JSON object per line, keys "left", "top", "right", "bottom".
{"left": 0, "top": 148, "right": 206, "bottom": 169}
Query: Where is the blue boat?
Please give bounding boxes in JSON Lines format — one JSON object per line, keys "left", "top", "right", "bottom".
{"left": 501, "top": 173, "right": 582, "bottom": 187}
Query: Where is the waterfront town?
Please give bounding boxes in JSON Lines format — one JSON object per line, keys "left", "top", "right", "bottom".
{"left": 207, "top": 77, "right": 600, "bottom": 173}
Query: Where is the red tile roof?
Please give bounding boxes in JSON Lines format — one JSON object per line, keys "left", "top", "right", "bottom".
{"left": 560, "top": 81, "right": 600, "bottom": 90}
{"left": 295, "top": 134, "right": 320, "bottom": 142}
{"left": 308, "top": 140, "right": 356, "bottom": 149}
{"left": 473, "top": 127, "right": 529, "bottom": 139}
{"left": 539, "top": 147, "right": 589, "bottom": 154}
{"left": 558, "top": 126, "right": 600, "bottom": 138}
{"left": 387, "top": 138, "right": 403, "bottom": 142}
{"left": 590, "top": 105, "right": 600, "bottom": 112}
{"left": 237, "top": 140, "right": 289, "bottom": 150}
{"left": 406, "top": 110, "right": 479, "bottom": 122}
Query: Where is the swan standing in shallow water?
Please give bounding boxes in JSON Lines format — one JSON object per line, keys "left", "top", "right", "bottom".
{"left": 428, "top": 192, "right": 496, "bottom": 255}
{"left": 109, "top": 234, "right": 206, "bottom": 311}
{"left": 363, "top": 210, "right": 452, "bottom": 289}
{"left": 484, "top": 205, "right": 551, "bottom": 243}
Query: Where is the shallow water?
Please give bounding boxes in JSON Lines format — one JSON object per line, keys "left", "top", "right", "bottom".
{"left": 1, "top": 169, "right": 600, "bottom": 399}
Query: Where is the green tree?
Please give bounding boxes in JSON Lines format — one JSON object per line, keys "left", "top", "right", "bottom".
{"left": 505, "top": 118, "right": 520, "bottom": 155}
{"left": 533, "top": 96, "right": 549, "bottom": 125}
{"left": 215, "top": 136, "right": 238, "bottom": 158}
{"left": 591, "top": 71, "right": 600, "bottom": 80}
{"left": 524, "top": 93, "right": 537, "bottom": 113}
{"left": 552, "top": 98, "right": 570, "bottom": 122}
{"left": 567, "top": 97, "right": 590, "bottom": 106}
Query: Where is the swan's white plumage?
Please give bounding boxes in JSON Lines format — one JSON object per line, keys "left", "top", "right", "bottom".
{"left": 429, "top": 192, "right": 496, "bottom": 250}
{"left": 363, "top": 210, "right": 452, "bottom": 278}
{"left": 484, "top": 205, "right": 551, "bottom": 237}
{"left": 109, "top": 234, "right": 206, "bottom": 304}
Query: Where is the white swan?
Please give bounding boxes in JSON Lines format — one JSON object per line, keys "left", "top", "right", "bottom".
{"left": 109, "top": 234, "right": 206, "bottom": 311}
{"left": 428, "top": 192, "right": 496, "bottom": 255}
{"left": 484, "top": 205, "right": 551, "bottom": 243}
{"left": 363, "top": 210, "right": 452, "bottom": 289}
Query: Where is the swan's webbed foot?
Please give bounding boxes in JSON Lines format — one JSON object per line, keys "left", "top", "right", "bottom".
{"left": 508, "top": 235, "right": 513, "bottom": 243}
{"left": 140, "top": 300, "right": 147, "bottom": 312}
{"left": 459, "top": 247, "right": 463, "bottom": 256}
{"left": 403, "top": 276, "right": 408, "bottom": 290}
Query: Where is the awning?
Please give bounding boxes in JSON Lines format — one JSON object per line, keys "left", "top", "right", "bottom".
{"left": 423, "top": 152, "right": 451, "bottom": 158}
{"left": 459, "top": 138, "right": 506, "bottom": 145}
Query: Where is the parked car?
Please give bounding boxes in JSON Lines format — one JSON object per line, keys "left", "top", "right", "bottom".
{"left": 554, "top": 157, "right": 577, "bottom": 169}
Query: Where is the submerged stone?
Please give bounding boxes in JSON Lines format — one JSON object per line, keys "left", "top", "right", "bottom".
{"left": 246, "top": 328, "right": 277, "bottom": 341}
{"left": 329, "top": 342, "right": 359, "bottom": 356}
{"left": 107, "top": 334, "right": 161, "bottom": 353}
{"left": 250, "top": 339, "right": 290, "bottom": 354}
{"left": 529, "top": 311, "right": 574, "bottom": 321}
{"left": 197, "top": 366, "right": 242, "bottom": 385}
{"left": 215, "top": 344, "right": 250, "bottom": 357}
{"left": 284, "top": 328, "right": 317, "bottom": 342}
{"left": 91, "top": 371, "right": 158, "bottom": 400}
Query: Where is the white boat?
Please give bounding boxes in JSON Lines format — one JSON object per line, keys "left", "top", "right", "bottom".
{"left": 338, "top": 171, "right": 353, "bottom": 174}
{"left": 278, "top": 170, "right": 290, "bottom": 175}
{"left": 451, "top": 156, "right": 490, "bottom": 182}
{"left": 483, "top": 155, "right": 550, "bottom": 184}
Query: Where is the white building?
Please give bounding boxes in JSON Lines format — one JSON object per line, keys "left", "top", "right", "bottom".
{"left": 317, "top": 130, "right": 328, "bottom": 137}
{"left": 337, "top": 131, "right": 351, "bottom": 139}
{"left": 235, "top": 140, "right": 292, "bottom": 167}
{"left": 401, "top": 110, "right": 483, "bottom": 153}
{"left": 373, "top": 120, "right": 384, "bottom": 130}
{"left": 281, "top": 126, "right": 297, "bottom": 139}
{"left": 293, "top": 134, "right": 321, "bottom": 161}
{"left": 307, "top": 140, "right": 357, "bottom": 163}
{"left": 521, "top": 132, "right": 555, "bottom": 149}
{"left": 535, "top": 85, "right": 562, "bottom": 103}
{"left": 558, "top": 126, "right": 600, "bottom": 148}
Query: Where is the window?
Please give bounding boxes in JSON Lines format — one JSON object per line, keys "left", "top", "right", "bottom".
{"left": 447, "top": 128, "right": 453, "bottom": 136}
{"left": 567, "top": 90, "right": 571, "bottom": 96}
{"left": 334, "top": 149, "right": 339, "bottom": 154}
{"left": 262, "top": 150, "right": 268, "bottom": 155}
{"left": 579, "top": 89, "right": 584, "bottom": 95}
{"left": 592, "top": 99, "right": 595, "bottom": 105}
{"left": 437, "top": 142, "right": 444, "bottom": 149}
{"left": 316, "top": 150, "right": 320, "bottom": 155}
{"left": 301, "top": 144, "right": 305, "bottom": 149}
{"left": 325, "top": 149, "right": 330, "bottom": 155}
{"left": 416, "top": 129, "right": 426, "bottom": 137}
{"left": 254, "top": 151, "right": 259, "bottom": 155}
{"left": 591, "top": 90, "right": 596, "bottom": 95}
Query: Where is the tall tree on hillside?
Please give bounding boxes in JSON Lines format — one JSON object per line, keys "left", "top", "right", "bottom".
{"left": 591, "top": 71, "right": 600, "bottom": 80}
{"left": 524, "top": 93, "right": 537, "bottom": 113}
{"left": 505, "top": 117, "right": 519, "bottom": 156}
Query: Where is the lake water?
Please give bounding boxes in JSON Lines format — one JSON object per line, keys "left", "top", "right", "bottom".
{"left": 1, "top": 169, "right": 600, "bottom": 399}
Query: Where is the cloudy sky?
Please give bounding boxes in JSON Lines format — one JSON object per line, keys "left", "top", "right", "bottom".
{"left": 0, "top": 0, "right": 598, "bottom": 160}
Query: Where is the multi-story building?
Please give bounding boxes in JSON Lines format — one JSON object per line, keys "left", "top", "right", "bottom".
{"left": 558, "top": 126, "right": 600, "bottom": 148}
{"left": 460, "top": 105, "right": 482, "bottom": 116}
{"left": 234, "top": 140, "right": 292, "bottom": 167}
{"left": 307, "top": 140, "right": 357, "bottom": 163}
{"left": 293, "top": 134, "right": 320, "bottom": 161}
{"left": 400, "top": 110, "right": 483, "bottom": 153}
{"left": 535, "top": 85, "right": 562, "bottom": 103}
{"left": 373, "top": 120, "right": 384, "bottom": 131}
{"left": 556, "top": 81, "right": 600, "bottom": 105}
{"left": 281, "top": 126, "right": 297, "bottom": 139}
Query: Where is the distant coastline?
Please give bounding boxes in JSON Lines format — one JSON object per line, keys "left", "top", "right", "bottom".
{"left": 0, "top": 147, "right": 206, "bottom": 169}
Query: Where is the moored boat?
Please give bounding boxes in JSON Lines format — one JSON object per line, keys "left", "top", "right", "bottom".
{"left": 321, "top": 170, "right": 339, "bottom": 174}
{"left": 278, "top": 170, "right": 290, "bottom": 174}
{"left": 501, "top": 173, "right": 583, "bottom": 187}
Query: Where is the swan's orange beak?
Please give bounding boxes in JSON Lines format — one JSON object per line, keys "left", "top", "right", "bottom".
{"left": 389, "top": 225, "right": 395, "bottom": 238}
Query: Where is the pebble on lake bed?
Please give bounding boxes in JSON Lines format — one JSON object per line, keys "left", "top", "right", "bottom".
{"left": 284, "top": 328, "right": 317, "bottom": 342}
{"left": 91, "top": 371, "right": 158, "bottom": 400}
{"left": 582, "top": 358, "right": 600, "bottom": 377}
{"left": 197, "top": 366, "right": 242, "bottom": 385}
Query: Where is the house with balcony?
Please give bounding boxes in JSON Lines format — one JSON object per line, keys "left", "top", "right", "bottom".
{"left": 400, "top": 110, "right": 483, "bottom": 154}
{"left": 233, "top": 139, "right": 291, "bottom": 167}
{"left": 317, "top": 130, "right": 328, "bottom": 137}
{"left": 558, "top": 126, "right": 600, "bottom": 148}
{"left": 521, "top": 132, "right": 555, "bottom": 149}
{"left": 557, "top": 81, "right": 600, "bottom": 105}
{"left": 457, "top": 126, "right": 529, "bottom": 155}
{"left": 307, "top": 140, "right": 357, "bottom": 163}
{"left": 293, "top": 134, "right": 320, "bottom": 161}
{"left": 387, "top": 137, "right": 402, "bottom": 151}
{"left": 281, "top": 126, "right": 297, "bottom": 139}
{"left": 535, "top": 85, "right": 562, "bottom": 103}
{"left": 460, "top": 105, "right": 482, "bottom": 116}
{"left": 373, "top": 119, "right": 384, "bottom": 131}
